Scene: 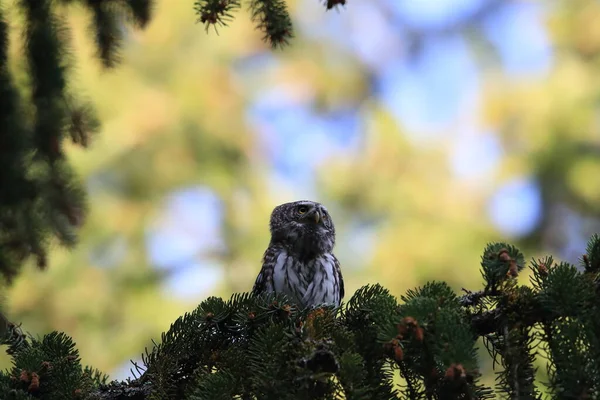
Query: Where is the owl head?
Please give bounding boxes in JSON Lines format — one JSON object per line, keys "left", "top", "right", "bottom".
{"left": 269, "top": 200, "right": 336, "bottom": 257}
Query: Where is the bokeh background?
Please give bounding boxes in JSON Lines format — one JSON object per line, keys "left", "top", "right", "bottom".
{"left": 3, "top": 0, "right": 600, "bottom": 392}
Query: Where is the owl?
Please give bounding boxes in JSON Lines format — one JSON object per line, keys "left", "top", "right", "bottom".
{"left": 252, "top": 200, "right": 344, "bottom": 308}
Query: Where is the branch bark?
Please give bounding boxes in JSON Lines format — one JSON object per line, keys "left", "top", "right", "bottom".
{"left": 88, "top": 380, "right": 153, "bottom": 400}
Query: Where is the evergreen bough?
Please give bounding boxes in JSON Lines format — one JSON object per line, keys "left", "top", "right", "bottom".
{"left": 0, "top": 0, "right": 153, "bottom": 284}
{"left": 2, "top": 235, "right": 600, "bottom": 399}
{"left": 0, "top": 0, "right": 335, "bottom": 285}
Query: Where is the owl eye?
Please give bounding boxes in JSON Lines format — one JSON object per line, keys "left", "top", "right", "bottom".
{"left": 297, "top": 206, "right": 309, "bottom": 214}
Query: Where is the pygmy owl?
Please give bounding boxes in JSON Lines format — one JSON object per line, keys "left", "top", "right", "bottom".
{"left": 252, "top": 200, "right": 344, "bottom": 308}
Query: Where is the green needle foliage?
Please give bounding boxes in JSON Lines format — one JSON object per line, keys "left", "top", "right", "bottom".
{"left": 194, "top": 0, "right": 344, "bottom": 48}
{"left": 0, "top": 0, "right": 153, "bottom": 284}
{"left": 0, "top": 0, "right": 338, "bottom": 285}
{"left": 2, "top": 234, "right": 600, "bottom": 399}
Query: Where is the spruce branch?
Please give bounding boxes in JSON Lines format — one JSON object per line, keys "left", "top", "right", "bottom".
{"left": 20, "top": 0, "right": 69, "bottom": 161}
{"left": 64, "top": 96, "right": 100, "bottom": 150}
{"left": 194, "top": 0, "right": 241, "bottom": 33}
{"left": 0, "top": 0, "right": 151, "bottom": 283}
{"left": 86, "top": 0, "right": 124, "bottom": 68}
{"left": 192, "top": 0, "right": 344, "bottom": 47}
{"left": 582, "top": 233, "right": 600, "bottom": 273}
{"left": 0, "top": 7, "right": 38, "bottom": 281}
{"left": 124, "top": 0, "right": 154, "bottom": 28}
{"left": 0, "top": 312, "right": 29, "bottom": 356}
{"left": 87, "top": 379, "right": 152, "bottom": 400}
{"left": 459, "top": 288, "right": 500, "bottom": 307}
{"left": 4, "top": 237, "right": 600, "bottom": 398}
{"left": 248, "top": 0, "right": 293, "bottom": 48}
{"left": 479, "top": 243, "right": 524, "bottom": 292}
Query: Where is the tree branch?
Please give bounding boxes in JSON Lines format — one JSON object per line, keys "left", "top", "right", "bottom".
{"left": 88, "top": 379, "right": 153, "bottom": 400}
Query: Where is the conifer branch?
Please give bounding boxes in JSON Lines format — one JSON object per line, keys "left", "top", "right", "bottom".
{"left": 86, "top": 0, "right": 124, "bottom": 68}
{"left": 248, "top": 0, "right": 293, "bottom": 48}
{"left": 82, "top": 237, "right": 600, "bottom": 399}
{"left": 194, "top": 0, "right": 241, "bottom": 33}
{"left": 88, "top": 379, "right": 152, "bottom": 400}
{"left": 4, "top": 235, "right": 600, "bottom": 398}
{"left": 125, "top": 0, "right": 154, "bottom": 28}
{"left": 0, "top": 0, "right": 152, "bottom": 283}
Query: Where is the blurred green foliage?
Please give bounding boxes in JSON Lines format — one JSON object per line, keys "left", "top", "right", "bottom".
{"left": 2, "top": 1, "right": 600, "bottom": 395}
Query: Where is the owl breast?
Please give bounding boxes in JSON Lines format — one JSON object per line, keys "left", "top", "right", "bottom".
{"left": 272, "top": 250, "right": 340, "bottom": 308}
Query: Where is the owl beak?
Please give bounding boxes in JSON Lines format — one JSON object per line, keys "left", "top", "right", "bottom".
{"left": 314, "top": 210, "right": 321, "bottom": 224}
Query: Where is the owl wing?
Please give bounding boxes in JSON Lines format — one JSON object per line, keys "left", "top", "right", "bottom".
{"left": 334, "top": 255, "right": 345, "bottom": 302}
{"left": 251, "top": 245, "right": 280, "bottom": 296}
